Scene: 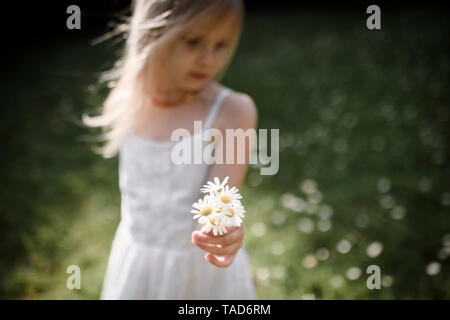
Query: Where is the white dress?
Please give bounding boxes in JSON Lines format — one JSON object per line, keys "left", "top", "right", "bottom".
{"left": 100, "top": 87, "right": 257, "bottom": 300}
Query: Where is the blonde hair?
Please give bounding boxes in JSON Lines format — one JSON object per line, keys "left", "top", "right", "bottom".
{"left": 81, "top": 0, "right": 244, "bottom": 158}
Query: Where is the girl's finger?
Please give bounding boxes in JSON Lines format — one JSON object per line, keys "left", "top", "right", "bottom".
{"left": 192, "top": 227, "right": 244, "bottom": 246}
{"left": 205, "top": 253, "right": 236, "bottom": 268}
{"left": 194, "top": 239, "right": 243, "bottom": 256}
{"left": 204, "top": 225, "right": 238, "bottom": 237}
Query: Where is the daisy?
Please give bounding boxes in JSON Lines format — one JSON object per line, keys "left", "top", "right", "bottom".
{"left": 191, "top": 194, "right": 216, "bottom": 220}
{"left": 216, "top": 185, "right": 243, "bottom": 207}
{"left": 198, "top": 213, "right": 229, "bottom": 236}
{"left": 218, "top": 203, "right": 245, "bottom": 227}
{"left": 200, "top": 176, "right": 229, "bottom": 195}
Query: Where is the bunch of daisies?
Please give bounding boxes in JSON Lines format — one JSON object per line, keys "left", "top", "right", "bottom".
{"left": 191, "top": 176, "right": 245, "bottom": 236}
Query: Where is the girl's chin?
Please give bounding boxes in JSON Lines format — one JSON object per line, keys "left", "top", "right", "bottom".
{"left": 189, "top": 76, "right": 209, "bottom": 84}
{"left": 183, "top": 78, "right": 211, "bottom": 90}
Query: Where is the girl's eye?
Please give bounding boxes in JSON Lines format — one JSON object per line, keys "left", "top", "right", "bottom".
{"left": 215, "top": 41, "right": 228, "bottom": 50}
{"left": 185, "top": 38, "right": 200, "bottom": 47}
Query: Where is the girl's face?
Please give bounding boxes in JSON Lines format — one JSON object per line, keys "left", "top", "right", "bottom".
{"left": 156, "top": 11, "right": 241, "bottom": 93}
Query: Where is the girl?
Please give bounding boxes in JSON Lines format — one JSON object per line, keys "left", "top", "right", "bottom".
{"left": 82, "top": 0, "right": 258, "bottom": 299}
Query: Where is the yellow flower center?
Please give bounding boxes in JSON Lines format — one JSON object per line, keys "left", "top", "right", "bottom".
{"left": 225, "top": 208, "right": 235, "bottom": 217}
{"left": 220, "top": 194, "right": 231, "bottom": 204}
{"left": 200, "top": 205, "right": 213, "bottom": 216}
{"left": 209, "top": 216, "right": 220, "bottom": 226}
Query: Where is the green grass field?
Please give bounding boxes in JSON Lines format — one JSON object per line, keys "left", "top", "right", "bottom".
{"left": 1, "top": 10, "right": 449, "bottom": 299}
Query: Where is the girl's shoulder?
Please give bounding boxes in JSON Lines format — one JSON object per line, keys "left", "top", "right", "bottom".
{"left": 217, "top": 84, "right": 258, "bottom": 131}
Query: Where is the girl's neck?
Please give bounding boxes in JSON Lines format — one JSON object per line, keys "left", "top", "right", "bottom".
{"left": 147, "top": 83, "right": 210, "bottom": 108}
{"left": 149, "top": 90, "right": 193, "bottom": 107}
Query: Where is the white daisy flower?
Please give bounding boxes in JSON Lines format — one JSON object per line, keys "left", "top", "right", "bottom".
{"left": 216, "top": 185, "right": 243, "bottom": 207}
{"left": 200, "top": 176, "right": 230, "bottom": 194}
{"left": 191, "top": 194, "right": 215, "bottom": 220}
{"left": 218, "top": 203, "right": 245, "bottom": 227}
{"left": 198, "top": 214, "right": 229, "bottom": 236}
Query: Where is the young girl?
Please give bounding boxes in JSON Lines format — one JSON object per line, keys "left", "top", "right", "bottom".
{"left": 82, "top": 0, "right": 258, "bottom": 299}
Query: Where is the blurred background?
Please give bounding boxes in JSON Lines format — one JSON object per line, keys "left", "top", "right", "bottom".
{"left": 1, "top": 1, "right": 449, "bottom": 299}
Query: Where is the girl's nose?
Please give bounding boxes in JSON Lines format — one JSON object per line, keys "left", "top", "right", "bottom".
{"left": 197, "top": 47, "right": 217, "bottom": 67}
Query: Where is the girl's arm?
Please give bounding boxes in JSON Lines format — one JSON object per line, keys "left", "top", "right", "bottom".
{"left": 192, "top": 92, "right": 258, "bottom": 268}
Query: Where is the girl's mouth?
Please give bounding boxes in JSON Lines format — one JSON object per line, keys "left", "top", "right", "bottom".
{"left": 190, "top": 72, "right": 208, "bottom": 80}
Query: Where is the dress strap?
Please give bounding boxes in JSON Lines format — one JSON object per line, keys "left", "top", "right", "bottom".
{"left": 203, "top": 87, "right": 232, "bottom": 130}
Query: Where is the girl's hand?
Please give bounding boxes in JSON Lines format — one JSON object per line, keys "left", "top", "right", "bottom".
{"left": 191, "top": 225, "right": 245, "bottom": 268}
